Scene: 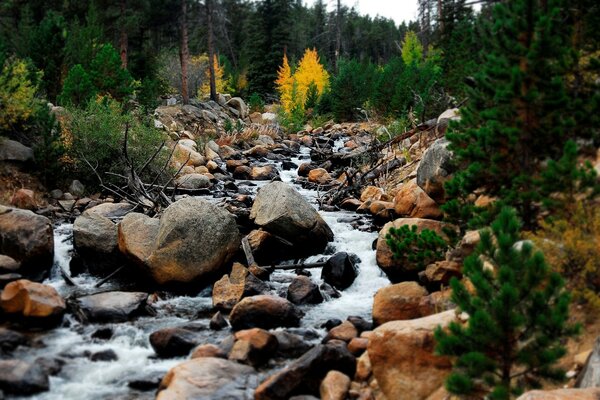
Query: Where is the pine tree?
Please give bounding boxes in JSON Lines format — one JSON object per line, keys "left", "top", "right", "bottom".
{"left": 435, "top": 207, "right": 579, "bottom": 399}
{"left": 89, "top": 43, "right": 134, "bottom": 101}
{"left": 443, "top": 0, "right": 581, "bottom": 228}
{"left": 59, "top": 64, "right": 96, "bottom": 108}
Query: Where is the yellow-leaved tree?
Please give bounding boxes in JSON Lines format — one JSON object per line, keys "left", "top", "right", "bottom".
{"left": 198, "top": 54, "right": 226, "bottom": 99}
{"left": 276, "top": 49, "right": 329, "bottom": 114}
{"left": 0, "top": 58, "right": 40, "bottom": 132}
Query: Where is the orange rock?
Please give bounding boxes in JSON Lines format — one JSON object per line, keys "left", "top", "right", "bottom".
{"left": 10, "top": 189, "right": 36, "bottom": 210}
{"left": 325, "top": 321, "right": 358, "bottom": 343}
{"left": 320, "top": 370, "right": 351, "bottom": 400}
{"left": 369, "top": 201, "right": 394, "bottom": 216}
{"left": 360, "top": 186, "right": 384, "bottom": 202}
{"left": 393, "top": 179, "right": 441, "bottom": 219}
{"left": 190, "top": 344, "right": 226, "bottom": 359}
{"left": 308, "top": 168, "right": 332, "bottom": 184}
{"left": 0, "top": 279, "right": 65, "bottom": 321}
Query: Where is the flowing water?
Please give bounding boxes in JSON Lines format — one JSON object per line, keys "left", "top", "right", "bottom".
{"left": 13, "top": 142, "right": 390, "bottom": 400}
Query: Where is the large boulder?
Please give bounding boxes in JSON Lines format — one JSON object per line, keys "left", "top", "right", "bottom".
{"left": 577, "top": 336, "right": 600, "bottom": 388}
{"left": 393, "top": 179, "right": 442, "bottom": 219}
{"left": 85, "top": 202, "right": 135, "bottom": 219}
{"left": 174, "top": 173, "right": 211, "bottom": 189}
{"left": 212, "top": 263, "right": 268, "bottom": 310}
{"left": 229, "top": 328, "right": 279, "bottom": 367}
{"left": 73, "top": 212, "right": 121, "bottom": 275}
{"left": 0, "top": 139, "right": 34, "bottom": 162}
{"left": 150, "top": 327, "right": 203, "bottom": 358}
{"left": 0, "top": 360, "right": 49, "bottom": 395}
{"left": 368, "top": 310, "right": 455, "bottom": 400}
{"left": 0, "top": 206, "right": 54, "bottom": 279}
{"left": 226, "top": 97, "right": 249, "bottom": 119}
{"left": 250, "top": 182, "right": 333, "bottom": 256}
{"left": 229, "top": 295, "right": 304, "bottom": 331}
{"left": 157, "top": 357, "right": 255, "bottom": 400}
{"left": 372, "top": 282, "right": 452, "bottom": 325}
{"left": 254, "top": 342, "right": 356, "bottom": 400}
{"left": 118, "top": 198, "right": 240, "bottom": 286}
{"left": 375, "top": 218, "right": 448, "bottom": 282}
{"left": 416, "top": 138, "right": 454, "bottom": 203}
{"left": 0, "top": 280, "right": 65, "bottom": 325}
{"left": 74, "top": 291, "right": 149, "bottom": 322}
{"left": 287, "top": 276, "right": 323, "bottom": 305}
{"left": 517, "top": 389, "right": 600, "bottom": 400}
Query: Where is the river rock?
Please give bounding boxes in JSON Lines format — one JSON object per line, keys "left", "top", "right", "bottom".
{"left": 150, "top": 327, "right": 203, "bottom": 358}
{"left": 273, "top": 331, "right": 313, "bottom": 358}
{"left": 74, "top": 291, "right": 149, "bottom": 322}
{"left": 0, "top": 360, "right": 49, "bottom": 395}
{"left": 323, "top": 321, "right": 358, "bottom": 343}
{"left": 119, "top": 198, "right": 240, "bottom": 286}
{"left": 229, "top": 295, "right": 304, "bottom": 331}
{"left": 73, "top": 212, "right": 120, "bottom": 275}
{"left": 229, "top": 328, "right": 278, "bottom": 367}
{"left": 247, "top": 229, "right": 293, "bottom": 264}
{"left": 373, "top": 282, "right": 431, "bottom": 325}
{"left": 254, "top": 342, "right": 356, "bottom": 400}
{"left": 320, "top": 370, "right": 351, "bottom": 400}
{"left": 210, "top": 311, "right": 229, "bottom": 330}
{"left": 368, "top": 310, "right": 455, "bottom": 400}
{"left": 287, "top": 276, "right": 323, "bottom": 305}
{"left": 393, "top": 179, "right": 442, "bottom": 219}
{"left": 0, "top": 206, "right": 54, "bottom": 278}
{"left": 157, "top": 357, "right": 255, "bottom": 400}
{"left": 375, "top": 218, "right": 447, "bottom": 282}
{"left": 250, "top": 182, "right": 333, "bottom": 256}
{"left": 0, "top": 280, "right": 65, "bottom": 325}
{"left": 421, "top": 260, "right": 462, "bottom": 288}
{"left": 0, "top": 328, "right": 27, "bottom": 353}
{"left": 174, "top": 173, "right": 211, "bottom": 189}
{"left": 212, "top": 263, "right": 268, "bottom": 310}
{"left": 321, "top": 252, "right": 359, "bottom": 290}
{"left": 308, "top": 168, "right": 332, "bottom": 184}
{"left": 191, "top": 344, "right": 227, "bottom": 359}
{"left": 518, "top": 389, "right": 600, "bottom": 399}
{"left": 416, "top": 138, "right": 454, "bottom": 203}
{"left": 69, "top": 180, "right": 85, "bottom": 197}
{"left": 0, "top": 255, "right": 19, "bottom": 273}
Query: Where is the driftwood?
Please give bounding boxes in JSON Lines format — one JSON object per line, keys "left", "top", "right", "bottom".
{"left": 94, "top": 265, "right": 126, "bottom": 288}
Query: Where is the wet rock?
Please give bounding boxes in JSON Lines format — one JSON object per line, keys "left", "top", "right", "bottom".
{"left": 322, "top": 319, "right": 343, "bottom": 331}
{"left": 368, "top": 310, "right": 455, "bottom": 400}
{"left": 273, "top": 331, "right": 312, "bottom": 358}
{"left": 297, "top": 162, "right": 313, "bottom": 177}
{"left": 35, "top": 357, "right": 64, "bottom": 376}
{"left": 281, "top": 160, "right": 298, "bottom": 171}
{"left": 250, "top": 165, "right": 279, "bottom": 180}
{"left": 347, "top": 337, "right": 368, "bottom": 356}
{"left": 175, "top": 173, "right": 211, "bottom": 189}
{"left": 229, "top": 295, "right": 304, "bottom": 331}
{"left": 251, "top": 182, "right": 333, "bottom": 257}
{"left": 127, "top": 370, "right": 164, "bottom": 391}
{"left": 308, "top": 168, "right": 332, "bottom": 184}
{"left": 375, "top": 218, "right": 449, "bottom": 282}
{"left": 0, "top": 328, "right": 27, "bottom": 353}
{"left": 74, "top": 291, "right": 149, "bottom": 323}
{"left": 0, "top": 360, "right": 49, "bottom": 395}
{"left": 91, "top": 327, "right": 113, "bottom": 340}
{"left": 320, "top": 370, "right": 351, "bottom": 400}
{"left": 321, "top": 252, "right": 359, "bottom": 290}
{"left": 0, "top": 206, "right": 54, "bottom": 278}
{"left": 191, "top": 343, "right": 226, "bottom": 359}
{"left": 247, "top": 229, "right": 292, "bottom": 264}
{"left": 0, "top": 139, "right": 34, "bottom": 162}
{"left": 229, "top": 328, "right": 278, "bottom": 367}
{"left": 212, "top": 263, "right": 268, "bottom": 311}
{"left": 119, "top": 198, "right": 240, "bottom": 286}
{"left": 157, "top": 357, "right": 255, "bottom": 399}
{"left": 210, "top": 311, "right": 229, "bottom": 330}
{"left": 1, "top": 279, "right": 65, "bottom": 325}
{"left": 324, "top": 321, "right": 357, "bottom": 343}
{"left": 393, "top": 179, "right": 442, "bottom": 219}
{"left": 90, "top": 349, "right": 118, "bottom": 362}
{"left": 73, "top": 212, "right": 120, "bottom": 275}
{"left": 254, "top": 342, "right": 356, "bottom": 400}
{"left": 226, "top": 159, "right": 248, "bottom": 172}
{"left": 0, "top": 255, "right": 19, "bottom": 273}
{"left": 10, "top": 189, "right": 36, "bottom": 210}
{"left": 319, "top": 283, "right": 341, "bottom": 300}
{"left": 416, "top": 138, "right": 454, "bottom": 203}
{"left": 150, "top": 327, "right": 203, "bottom": 358}
{"left": 517, "top": 389, "right": 600, "bottom": 399}
{"left": 347, "top": 316, "right": 372, "bottom": 333}
{"left": 287, "top": 276, "right": 323, "bottom": 305}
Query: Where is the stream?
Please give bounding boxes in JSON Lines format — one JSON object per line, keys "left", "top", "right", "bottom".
{"left": 12, "top": 143, "right": 390, "bottom": 400}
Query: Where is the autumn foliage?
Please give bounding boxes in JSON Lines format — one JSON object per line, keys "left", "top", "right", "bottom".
{"left": 276, "top": 48, "right": 329, "bottom": 114}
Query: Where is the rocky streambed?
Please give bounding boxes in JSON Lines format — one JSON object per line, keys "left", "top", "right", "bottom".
{"left": 1, "top": 132, "right": 392, "bottom": 400}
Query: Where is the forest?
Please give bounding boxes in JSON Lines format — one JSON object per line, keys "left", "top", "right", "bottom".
{"left": 0, "top": 0, "right": 599, "bottom": 399}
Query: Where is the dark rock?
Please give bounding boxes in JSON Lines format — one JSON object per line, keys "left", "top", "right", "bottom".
{"left": 229, "top": 295, "right": 304, "bottom": 331}
{"left": 347, "top": 316, "right": 372, "bottom": 333}
{"left": 319, "top": 283, "right": 341, "bottom": 299}
{"left": 0, "top": 360, "right": 49, "bottom": 395}
{"left": 35, "top": 357, "right": 64, "bottom": 376}
{"left": 74, "top": 291, "right": 149, "bottom": 323}
{"left": 91, "top": 327, "right": 113, "bottom": 340}
{"left": 127, "top": 370, "right": 164, "bottom": 391}
{"left": 287, "top": 276, "right": 323, "bottom": 305}
{"left": 254, "top": 342, "right": 356, "bottom": 400}
{"left": 273, "top": 331, "right": 313, "bottom": 358}
{"left": 281, "top": 161, "right": 298, "bottom": 171}
{"left": 0, "top": 139, "right": 34, "bottom": 162}
{"left": 150, "top": 327, "right": 202, "bottom": 358}
{"left": 90, "top": 349, "right": 118, "bottom": 362}
{"left": 209, "top": 311, "right": 229, "bottom": 330}
{"left": 0, "top": 328, "right": 27, "bottom": 353}
{"left": 322, "top": 319, "right": 343, "bottom": 331}
{"left": 229, "top": 328, "right": 279, "bottom": 367}
{"left": 321, "top": 252, "right": 359, "bottom": 290}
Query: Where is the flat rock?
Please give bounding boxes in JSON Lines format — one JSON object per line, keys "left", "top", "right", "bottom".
{"left": 74, "top": 291, "right": 149, "bottom": 322}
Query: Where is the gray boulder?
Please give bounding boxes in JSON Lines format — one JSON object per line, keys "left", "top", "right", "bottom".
{"left": 73, "top": 212, "right": 120, "bottom": 275}
{"left": 175, "top": 173, "right": 211, "bottom": 189}
{"left": 577, "top": 336, "right": 600, "bottom": 388}
{"left": 0, "top": 360, "right": 49, "bottom": 395}
{"left": 416, "top": 138, "right": 454, "bottom": 203}
{"left": 226, "top": 97, "right": 248, "bottom": 119}
{"left": 0, "top": 139, "right": 34, "bottom": 162}
{"left": 74, "top": 291, "right": 149, "bottom": 323}
{"left": 250, "top": 182, "right": 333, "bottom": 256}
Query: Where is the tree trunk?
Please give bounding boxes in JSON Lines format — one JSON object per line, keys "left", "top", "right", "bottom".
{"left": 179, "top": 0, "right": 190, "bottom": 104}
{"left": 335, "top": 0, "right": 341, "bottom": 72}
{"left": 206, "top": 0, "right": 217, "bottom": 101}
{"left": 119, "top": 0, "right": 128, "bottom": 69}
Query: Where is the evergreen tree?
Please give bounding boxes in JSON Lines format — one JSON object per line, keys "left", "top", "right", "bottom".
{"left": 435, "top": 207, "right": 579, "bottom": 399}
{"left": 443, "top": 0, "right": 581, "bottom": 228}
{"left": 330, "top": 59, "right": 374, "bottom": 121}
{"left": 59, "top": 64, "right": 96, "bottom": 107}
{"left": 89, "top": 43, "right": 134, "bottom": 101}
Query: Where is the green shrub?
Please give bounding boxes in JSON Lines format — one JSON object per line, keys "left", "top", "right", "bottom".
{"left": 385, "top": 225, "right": 447, "bottom": 272}
{"left": 248, "top": 92, "right": 265, "bottom": 113}
{"left": 33, "top": 105, "right": 65, "bottom": 186}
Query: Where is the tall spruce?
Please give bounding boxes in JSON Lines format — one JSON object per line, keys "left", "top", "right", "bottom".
{"left": 435, "top": 207, "right": 578, "bottom": 399}
{"left": 443, "top": 0, "right": 582, "bottom": 228}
